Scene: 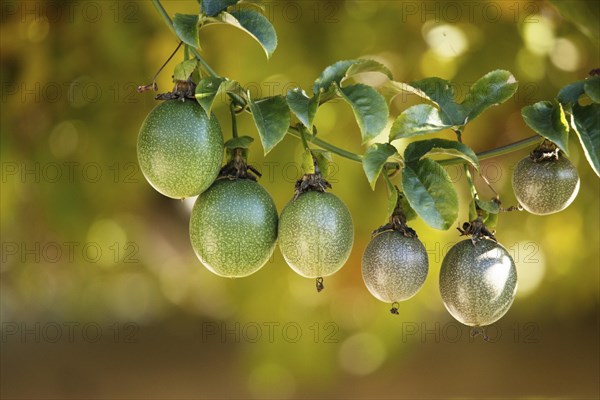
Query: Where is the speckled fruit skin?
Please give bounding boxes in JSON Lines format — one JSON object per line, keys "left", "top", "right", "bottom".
{"left": 439, "top": 239, "right": 517, "bottom": 327}
{"left": 512, "top": 155, "right": 580, "bottom": 215}
{"left": 138, "top": 100, "right": 224, "bottom": 199}
{"left": 362, "top": 231, "right": 429, "bottom": 303}
{"left": 189, "top": 179, "right": 278, "bottom": 278}
{"left": 278, "top": 191, "right": 354, "bottom": 278}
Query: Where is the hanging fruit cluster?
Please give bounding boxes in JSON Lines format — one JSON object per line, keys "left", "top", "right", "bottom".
{"left": 137, "top": 0, "right": 600, "bottom": 329}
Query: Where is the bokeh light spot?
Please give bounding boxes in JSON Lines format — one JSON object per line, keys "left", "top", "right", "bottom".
{"left": 516, "top": 48, "right": 546, "bottom": 81}
{"left": 339, "top": 332, "right": 386, "bottom": 376}
{"left": 522, "top": 16, "right": 555, "bottom": 55}
{"left": 424, "top": 24, "right": 468, "bottom": 58}
{"left": 550, "top": 38, "right": 580, "bottom": 71}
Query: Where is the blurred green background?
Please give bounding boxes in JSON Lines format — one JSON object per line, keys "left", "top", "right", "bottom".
{"left": 1, "top": 0, "right": 599, "bottom": 398}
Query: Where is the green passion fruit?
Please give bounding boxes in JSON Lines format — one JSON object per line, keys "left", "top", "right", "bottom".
{"left": 362, "top": 231, "right": 429, "bottom": 308}
{"left": 512, "top": 154, "right": 580, "bottom": 215}
{"left": 138, "top": 100, "right": 224, "bottom": 199}
{"left": 278, "top": 191, "right": 354, "bottom": 281}
{"left": 189, "top": 178, "right": 278, "bottom": 277}
{"left": 439, "top": 239, "right": 517, "bottom": 327}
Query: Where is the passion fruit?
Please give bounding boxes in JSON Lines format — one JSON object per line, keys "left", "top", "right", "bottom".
{"left": 362, "top": 230, "right": 429, "bottom": 306}
{"left": 278, "top": 191, "right": 354, "bottom": 280}
{"left": 439, "top": 239, "right": 517, "bottom": 327}
{"left": 137, "top": 100, "right": 223, "bottom": 199}
{"left": 189, "top": 178, "right": 278, "bottom": 277}
{"left": 512, "top": 154, "right": 580, "bottom": 215}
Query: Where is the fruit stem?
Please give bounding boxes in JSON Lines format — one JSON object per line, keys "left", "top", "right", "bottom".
{"left": 316, "top": 277, "right": 324, "bottom": 292}
{"left": 454, "top": 129, "right": 479, "bottom": 199}
{"left": 299, "top": 126, "right": 310, "bottom": 151}
{"left": 230, "top": 102, "right": 239, "bottom": 139}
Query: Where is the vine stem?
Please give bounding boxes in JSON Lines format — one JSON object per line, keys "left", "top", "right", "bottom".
{"left": 287, "top": 127, "right": 362, "bottom": 162}
{"left": 151, "top": 0, "right": 541, "bottom": 169}
{"left": 230, "top": 102, "right": 239, "bottom": 139}
{"left": 439, "top": 135, "right": 540, "bottom": 166}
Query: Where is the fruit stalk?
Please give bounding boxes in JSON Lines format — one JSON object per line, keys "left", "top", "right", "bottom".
{"left": 230, "top": 102, "right": 239, "bottom": 139}
{"left": 454, "top": 129, "right": 479, "bottom": 214}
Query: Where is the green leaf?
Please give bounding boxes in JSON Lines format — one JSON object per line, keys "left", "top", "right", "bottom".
{"left": 195, "top": 77, "right": 238, "bottom": 116}
{"left": 345, "top": 59, "right": 393, "bottom": 81}
{"left": 224, "top": 135, "right": 254, "bottom": 149}
{"left": 173, "top": 59, "right": 198, "bottom": 81}
{"left": 557, "top": 80, "right": 585, "bottom": 109}
{"left": 387, "top": 71, "right": 517, "bottom": 131}
{"left": 475, "top": 197, "right": 500, "bottom": 214}
{"left": 462, "top": 70, "right": 518, "bottom": 122}
{"left": 402, "top": 158, "right": 458, "bottom": 230}
{"left": 337, "top": 84, "right": 389, "bottom": 143}
{"left": 571, "top": 103, "right": 600, "bottom": 176}
{"left": 409, "top": 77, "right": 463, "bottom": 122}
{"left": 313, "top": 60, "right": 355, "bottom": 96}
{"left": 217, "top": 10, "right": 278, "bottom": 58}
{"left": 584, "top": 76, "right": 600, "bottom": 103}
{"left": 522, "top": 101, "right": 570, "bottom": 155}
{"left": 389, "top": 104, "right": 453, "bottom": 140}
{"left": 388, "top": 71, "right": 517, "bottom": 127}
{"left": 558, "top": 77, "right": 600, "bottom": 109}
{"left": 173, "top": 14, "right": 200, "bottom": 48}
{"left": 382, "top": 80, "right": 431, "bottom": 102}
{"left": 403, "top": 138, "right": 479, "bottom": 171}
{"left": 313, "top": 59, "right": 392, "bottom": 95}
{"left": 249, "top": 95, "right": 291, "bottom": 154}
{"left": 201, "top": 0, "right": 238, "bottom": 16}
{"left": 362, "top": 143, "right": 398, "bottom": 190}
{"left": 286, "top": 88, "right": 318, "bottom": 128}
